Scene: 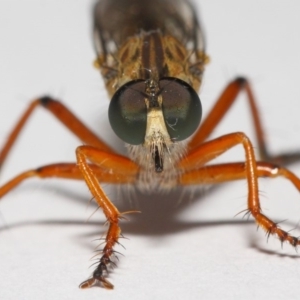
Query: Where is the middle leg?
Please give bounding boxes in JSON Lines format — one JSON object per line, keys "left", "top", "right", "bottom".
{"left": 178, "top": 135, "right": 300, "bottom": 247}
{"left": 180, "top": 161, "right": 300, "bottom": 246}
{"left": 0, "top": 149, "right": 140, "bottom": 289}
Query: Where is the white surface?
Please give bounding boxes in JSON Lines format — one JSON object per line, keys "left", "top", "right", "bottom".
{"left": 1, "top": 1, "right": 300, "bottom": 299}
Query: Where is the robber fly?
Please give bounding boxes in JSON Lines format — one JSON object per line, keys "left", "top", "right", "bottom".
{"left": 1, "top": 0, "right": 300, "bottom": 290}
{"left": 93, "top": 0, "right": 207, "bottom": 188}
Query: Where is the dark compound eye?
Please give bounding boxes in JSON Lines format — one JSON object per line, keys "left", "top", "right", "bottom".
{"left": 108, "top": 80, "right": 147, "bottom": 145}
{"left": 159, "top": 77, "right": 202, "bottom": 141}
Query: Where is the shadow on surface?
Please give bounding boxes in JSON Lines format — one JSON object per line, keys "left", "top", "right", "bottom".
{"left": 0, "top": 182, "right": 242, "bottom": 236}
{"left": 2, "top": 182, "right": 300, "bottom": 259}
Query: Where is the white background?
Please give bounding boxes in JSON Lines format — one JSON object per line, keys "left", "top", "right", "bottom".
{"left": 1, "top": 1, "right": 300, "bottom": 299}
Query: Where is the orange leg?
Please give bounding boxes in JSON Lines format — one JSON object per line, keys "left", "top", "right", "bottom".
{"left": 179, "top": 134, "right": 300, "bottom": 247}
{"left": 0, "top": 96, "right": 115, "bottom": 169}
{"left": 180, "top": 161, "right": 300, "bottom": 191}
{"left": 0, "top": 160, "right": 137, "bottom": 199}
{"left": 75, "top": 145, "right": 139, "bottom": 289}
{"left": 188, "top": 77, "right": 300, "bottom": 165}
{"left": 0, "top": 149, "right": 139, "bottom": 289}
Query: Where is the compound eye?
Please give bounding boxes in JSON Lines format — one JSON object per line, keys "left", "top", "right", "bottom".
{"left": 160, "top": 77, "right": 202, "bottom": 141}
{"left": 109, "top": 80, "right": 147, "bottom": 145}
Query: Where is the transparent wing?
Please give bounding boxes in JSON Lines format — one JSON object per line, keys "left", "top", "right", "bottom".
{"left": 93, "top": 0, "right": 205, "bottom": 58}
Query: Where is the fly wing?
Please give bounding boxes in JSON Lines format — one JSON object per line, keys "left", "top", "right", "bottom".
{"left": 93, "top": 0, "right": 205, "bottom": 58}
